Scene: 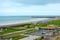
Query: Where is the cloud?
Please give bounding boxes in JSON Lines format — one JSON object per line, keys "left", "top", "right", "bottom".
{"left": 15, "top": 0, "right": 60, "bottom": 5}
{"left": 0, "top": 0, "right": 60, "bottom": 16}
{"left": 0, "top": 3, "right": 60, "bottom": 16}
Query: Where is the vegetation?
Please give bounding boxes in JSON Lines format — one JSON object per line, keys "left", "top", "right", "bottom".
{"left": 0, "top": 28, "right": 21, "bottom": 34}
{"left": 0, "top": 20, "right": 60, "bottom": 34}
{"left": 15, "top": 24, "right": 35, "bottom": 28}
{"left": 36, "top": 20, "right": 60, "bottom": 28}
{"left": 35, "top": 36, "right": 44, "bottom": 40}
{"left": 0, "top": 19, "right": 60, "bottom": 40}
{"left": 28, "top": 24, "right": 35, "bottom": 28}
{"left": 12, "top": 35, "right": 27, "bottom": 40}
{"left": 55, "top": 36, "right": 60, "bottom": 40}
{"left": 48, "top": 20, "right": 60, "bottom": 25}
{"left": 38, "top": 23, "right": 47, "bottom": 27}
{"left": 0, "top": 24, "right": 35, "bottom": 34}
{"left": 24, "top": 28, "right": 36, "bottom": 34}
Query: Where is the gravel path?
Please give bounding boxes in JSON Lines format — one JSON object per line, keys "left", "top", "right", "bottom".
{"left": 20, "top": 35, "right": 40, "bottom": 40}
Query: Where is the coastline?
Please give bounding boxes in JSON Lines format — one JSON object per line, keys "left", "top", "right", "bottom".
{"left": 0, "top": 18, "right": 50, "bottom": 27}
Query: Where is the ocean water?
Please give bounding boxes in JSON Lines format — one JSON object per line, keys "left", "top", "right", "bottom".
{"left": 0, "top": 16, "right": 32, "bottom": 23}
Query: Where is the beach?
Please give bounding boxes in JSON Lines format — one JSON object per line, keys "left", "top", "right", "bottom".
{"left": 0, "top": 18, "right": 50, "bottom": 27}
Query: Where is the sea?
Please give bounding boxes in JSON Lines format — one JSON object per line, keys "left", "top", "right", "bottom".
{"left": 0, "top": 16, "right": 55, "bottom": 23}
{"left": 0, "top": 16, "right": 33, "bottom": 23}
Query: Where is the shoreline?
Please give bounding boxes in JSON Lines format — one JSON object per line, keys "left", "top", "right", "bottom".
{"left": 0, "top": 18, "right": 53, "bottom": 27}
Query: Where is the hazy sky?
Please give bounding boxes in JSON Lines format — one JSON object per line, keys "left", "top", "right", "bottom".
{"left": 0, "top": 0, "right": 60, "bottom": 16}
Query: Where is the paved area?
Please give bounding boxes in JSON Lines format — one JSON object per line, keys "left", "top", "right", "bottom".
{"left": 30, "top": 30, "right": 53, "bottom": 36}
{"left": 20, "top": 35, "right": 40, "bottom": 40}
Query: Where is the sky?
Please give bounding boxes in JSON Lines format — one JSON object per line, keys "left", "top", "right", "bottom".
{"left": 0, "top": 0, "right": 60, "bottom": 16}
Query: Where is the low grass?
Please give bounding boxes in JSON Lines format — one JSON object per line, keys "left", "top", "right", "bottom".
{"left": 37, "top": 20, "right": 60, "bottom": 28}
{"left": 35, "top": 36, "right": 44, "bottom": 40}
{"left": 12, "top": 35, "right": 27, "bottom": 40}
{"left": 24, "top": 28, "right": 36, "bottom": 34}
{"left": 1, "top": 35, "right": 28, "bottom": 40}
{"left": 37, "top": 23, "right": 47, "bottom": 27}
{"left": 48, "top": 20, "right": 60, "bottom": 25}
{"left": 0, "top": 28, "right": 21, "bottom": 34}
{"left": 55, "top": 36, "right": 60, "bottom": 40}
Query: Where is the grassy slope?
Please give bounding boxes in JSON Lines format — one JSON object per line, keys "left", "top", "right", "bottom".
{"left": 48, "top": 20, "right": 60, "bottom": 25}
{"left": 12, "top": 35, "right": 27, "bottom": 40}
{"left": 0, "top": 28, "right": 22, "bottom": 34}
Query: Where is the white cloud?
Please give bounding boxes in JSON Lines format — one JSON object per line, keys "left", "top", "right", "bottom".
{"left": 1, "top": 3, "right": 60, "bottom": 12}
{"left": 0, "top": 0, "right": 60, "bottom": 16}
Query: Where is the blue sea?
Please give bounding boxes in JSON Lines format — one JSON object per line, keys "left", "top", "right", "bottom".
{"left": 0, "top": 16, "right": 33, "bottom": 23}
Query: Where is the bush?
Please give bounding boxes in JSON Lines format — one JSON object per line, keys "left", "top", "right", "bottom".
{"left": 35, "top": 36, "right": 44, "bottom": 40}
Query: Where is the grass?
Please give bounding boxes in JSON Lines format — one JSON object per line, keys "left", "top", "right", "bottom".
{"left": 24, "top": 28, "right": 36, "bottom": 34}
{"left": 55, "top": 36, "right": 60, "bottom": 40}
{"left": 37, "top": 23, "right": 47, "bottom": 27}
{"left": 1, "top": 35, "right": 28, "bottom": 40}
{"left": 0, "top": 28, "right": 22, "bottom": 34}
{"left": 0, "top": 28, "right": 35, "bottom": 40}
{"left": 36, "top": 20, "right": 60, "bottom": 28}
{"left": 17, "top": 24, "right": 35, "bottom": 28}
{"left": 48, "top": 20, "right": 60, "bottom": 25}
{"left": 12, "top": 35, "right": 27, "bottom": 40}
{"left": 35, "top": 36, "right": 44, "bottom": 40}
{"left": 0, "top": 28, "right": 35, "bottom": 36}
{"left": 1, "top": 20, "right": 60, "bottom": 34}
{"left": 0, "top": 28, "right": 35, "bottom": 38}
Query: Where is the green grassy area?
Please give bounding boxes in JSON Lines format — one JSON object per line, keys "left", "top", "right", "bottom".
{"left": 1, "top": 35, "right": 28, "bottom": 40}
{"left": 0, "top": 27, "right": 35, "bottom": 35}
{"left": 37, "top": 23, "right": 47, "bottom": 27}
{"left": 17, "top": 24, "right": 35, "bottom": 28}
{"left": 0, "top": 24, "right": 34, "bottom": 34}
{"left": 1, "top": 28, "right": 34, "bottom": 39}
{"left": 48, "top": 20, "right": 60, "bottom": 25}
{"left": 24, "top": 28, "right": 37, "bottom": 34}
{"left": 35, "top": 36, "right": 44, "bottom": 40}
{"left": 3, "top": 24, "right": 35, "bottom": 34}
{"left": 36, "top": 20, "right": 60, "bottom": 28}
{"left": 0, "top": 28, "right": 22, "bottom": 34}
{"left": 12, "top": 35, "right": 27, "bottom": 40}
